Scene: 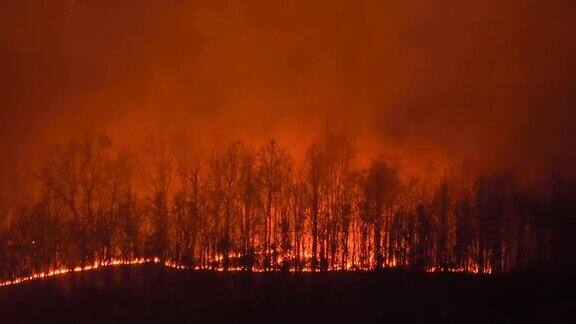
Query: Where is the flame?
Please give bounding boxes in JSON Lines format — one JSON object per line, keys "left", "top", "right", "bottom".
{"left": 0, "top": 254, "right": 495, "bottom": 288}
{"left": 0, "top": 258, "right": 180, "bottom": 288}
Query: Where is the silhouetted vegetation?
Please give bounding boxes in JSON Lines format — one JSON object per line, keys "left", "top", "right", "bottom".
{"left": 0, "top": 131, "right": 573, "bottom": 282}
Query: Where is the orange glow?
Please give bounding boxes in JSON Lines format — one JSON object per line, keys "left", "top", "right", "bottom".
{"left": 0, "top": 1, "right": 572, "bottom": 285}
{"left": 0, "top": 256, "right": 493, "bottom": 288}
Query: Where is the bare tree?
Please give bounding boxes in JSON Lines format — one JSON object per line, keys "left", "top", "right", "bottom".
{"left": 304, "top": 142, "right": 326, "bottom": 271}
{"left": 0, "top": 132, "right": 554, "bottom": 280}
{"left": 40, "top": 134, "right": 111, "bottom": 266}
{"left": 142, "top": 135, "right": 174, "bottom": 262}
{"left": 258, "top": 140, "right": 289, "bottom": 270}
{"left": 239, "top": 146, "right": 259, "bottom": 270}
{"left": 362, "top": 157, "right": 400, "bottom": 270}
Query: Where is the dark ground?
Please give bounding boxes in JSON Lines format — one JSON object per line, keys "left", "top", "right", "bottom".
{"left": 0, "top": 265, "right": 574, "bottom": 323}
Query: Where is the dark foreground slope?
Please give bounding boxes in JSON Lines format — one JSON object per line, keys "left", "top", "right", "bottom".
{"left": 0, "top": 265, "right": 574, "bottom": 323}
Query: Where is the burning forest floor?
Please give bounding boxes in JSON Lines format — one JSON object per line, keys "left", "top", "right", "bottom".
{"left": 0, "top": 265, "right": 574, "bottom": 323}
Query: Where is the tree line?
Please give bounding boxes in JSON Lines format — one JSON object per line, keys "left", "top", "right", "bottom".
{"left": 0, "top": 131, "right": 556, "bottom": 280}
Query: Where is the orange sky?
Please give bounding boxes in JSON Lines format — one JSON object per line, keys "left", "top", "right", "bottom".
{"left": 1, "top": 0, "right": 575, "bottom": 181}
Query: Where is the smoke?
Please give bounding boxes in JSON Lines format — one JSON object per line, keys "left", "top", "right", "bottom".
{"left": 1, "top": 0, "right": 575, "bottom": 180}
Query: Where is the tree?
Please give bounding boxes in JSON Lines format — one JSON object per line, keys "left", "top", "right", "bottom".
{"left": 40, "top": 133, "right": 111, "bottom": 266}
{"left": 239, "top": 146, "right": 259, "bottom": 270}
{"left": 304, "top": 142, "right": 326, "bottom": 271}
{"left": 362, "top": 157, "right": 400, "bottom": 270}
{"left": 258, "top": 140, "right": 290, "bottom": 270}
{"left": 142, "top": 135, "right": 174, "bottom": 262}
{"left": 433, "top": 176, "right": 451, "bottom": 271}
{"left": 0, "top": 132, "right": 553, "bottom": 280}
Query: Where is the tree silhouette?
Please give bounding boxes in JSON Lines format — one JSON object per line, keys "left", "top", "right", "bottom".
{"left": 0, "top": 132, "right": 561, "bottom": 280}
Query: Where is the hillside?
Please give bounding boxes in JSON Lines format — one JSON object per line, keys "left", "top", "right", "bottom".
{"left": 1, "top": 265, "right": 572, "bottom": 323}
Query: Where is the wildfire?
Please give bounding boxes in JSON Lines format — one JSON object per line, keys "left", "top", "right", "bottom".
{"left": 0, "top": 258, "right": 166, "bottom": 288}
{"left": 0, "top": 256, "right": 493, "bottom": 288}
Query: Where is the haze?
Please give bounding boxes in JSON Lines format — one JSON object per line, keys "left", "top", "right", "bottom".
{"left": 1, "top": 0, "right": 575, "bottom": 180}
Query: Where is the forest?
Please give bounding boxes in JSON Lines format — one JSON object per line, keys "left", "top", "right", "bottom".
{"left": 0, "top": 131, "right": 564, "bottom": 282}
